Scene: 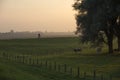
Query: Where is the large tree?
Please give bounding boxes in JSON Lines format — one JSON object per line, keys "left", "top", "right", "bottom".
{"left": 73, "top": 0, "right": 120, "bottom": 54}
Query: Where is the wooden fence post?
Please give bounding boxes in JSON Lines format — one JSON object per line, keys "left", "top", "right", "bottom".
{"left": 93, "top": 70, "right": 96, "bottom": 80}
{"left": 24, "top": 56, "right": 26, "bottom": 64}
{"left": 77, "top": 67, "right": 80, "bottom": 78}
{"left": 36, "top": 58, "right": 39, "bottom": 65}
{"left": 45, "top": 61, "right": 48, "bottom": 68}
{"left": 22, "top": 56, "right": 25, "bottom": 64}
{"left": 6, "top": 53, "right": 8, "bottom": 60}
{"left": 64, "top": 64, "right": 67, "bottom": 73}
{"left": 26, "top": 56, "right": 28, "bottom": 64}
{"left": 101, "top": 75, "right": 103, "bottom": 80}
{"left": 70, "top": 67, "right": 73, "bottom": 75}
{"left": 15, "top": 55, "right": 17, "bottom": 62}
{"left": 58, "top": 64, "right": 61, "bottom": 72}
{"left": 49, "top": 62, "right": 52, "bottom": 70}
{"left": 9, "top": 55, "right": 11, "bottom": 60}
{"left": 109, "top": 75, "right": 112, "bottom": 80}
{"left": 32, "top": 58, "right": 34, "bottom": 65}
{"left": 40, "top": 61, "right": 43, "bottom": 71}
{"left": 19, "top": 56, "right": 21, "bottom": 62}
{"left": 29, "top": 58, "right": 32, "bottom": 65}
{"left": 7, "top": 54, "right": 9, "bottom": 60}
{"left": 84, "top": 72, "right": 86, "bottom": 80}
{"left": 54, "top": 62, "right": 57, "bottom": 71}
{"left": 3, "top": 52, "right": 6, "bottom": 57}
{"left": 17, "top": 55, "right": 18, "bottom": 62}
{"left": 40, "top": 61, "right": 43, "bottom": 67}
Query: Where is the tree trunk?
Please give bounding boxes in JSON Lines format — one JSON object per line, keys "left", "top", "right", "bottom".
{"left": 108, "top": 36, "right": 113, "bottom": 54}
{"left": 104, "top": 29, "right": 113, "bottom": 54}
{"left": 117, "top": 37, "right": 120, "bottom": 51}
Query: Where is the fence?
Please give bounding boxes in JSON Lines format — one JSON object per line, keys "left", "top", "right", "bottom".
{"left": 0, "top": 52, "right": 113, "bottom": 80}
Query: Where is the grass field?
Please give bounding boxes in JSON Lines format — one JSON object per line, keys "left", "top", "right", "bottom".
{"left": 0, "top": 37, "right": 119, "bottom": 80}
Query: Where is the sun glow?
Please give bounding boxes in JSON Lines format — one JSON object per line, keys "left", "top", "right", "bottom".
{"left": 0, "top": 0, "right": 76, "bottom": 32}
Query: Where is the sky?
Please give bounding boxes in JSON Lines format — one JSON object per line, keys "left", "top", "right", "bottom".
{"left": 0, "top": 0, "right": 76, "bottom": 32}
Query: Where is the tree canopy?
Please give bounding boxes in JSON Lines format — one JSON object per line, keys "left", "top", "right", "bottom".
{"left": 73, "top": 0, "right": 120, "bottom": 53}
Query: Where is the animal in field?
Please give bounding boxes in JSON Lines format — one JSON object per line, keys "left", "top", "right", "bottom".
{"left": 114, "top": 49, "right": 120, "bottom": 52}
{"left": 96, "top": 47, "right": 102, "bottom": 54}
{"left": 74, "top": 48, "right": 82, "bottom": 53}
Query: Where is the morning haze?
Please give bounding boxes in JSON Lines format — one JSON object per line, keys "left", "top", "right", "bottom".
{"left": 0, "top": 1, "right": 120, "bottom": 80}
{"left": 0, "top": 0, "right": 76, "bottom": 32}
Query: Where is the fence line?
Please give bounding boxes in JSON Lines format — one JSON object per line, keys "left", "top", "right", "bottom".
{"left": 0, "top": 52, "right": 113, "bottom": 80}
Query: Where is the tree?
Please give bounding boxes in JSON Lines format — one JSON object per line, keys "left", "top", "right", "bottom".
{"left": 73, "top": 0, "right": 120, "bottom": 54}
{"left": 116, "top": 17, "right": 120, "bottom": 51}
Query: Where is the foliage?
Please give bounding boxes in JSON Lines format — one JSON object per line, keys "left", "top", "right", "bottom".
{"left": 73, "top": 0, "right": 120, "bottom": 53}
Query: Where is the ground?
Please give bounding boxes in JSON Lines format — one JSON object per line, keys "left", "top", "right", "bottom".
{"left": 0, "top": 37, "right": 119, "bottom": 80}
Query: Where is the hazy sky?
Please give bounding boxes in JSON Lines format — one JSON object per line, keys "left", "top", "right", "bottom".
{"left": 0, "top": 0, "right": 76, "bottom": 32}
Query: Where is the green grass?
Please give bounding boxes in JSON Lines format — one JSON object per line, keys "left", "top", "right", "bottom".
{"left": 0, "top": 37, "right": 119, "bottom": 80}
{"left": 0, "top": 58, "right": 77, "bottom": 80}
{"left": 0, "top": 37, "right": 81, "bottom": 55}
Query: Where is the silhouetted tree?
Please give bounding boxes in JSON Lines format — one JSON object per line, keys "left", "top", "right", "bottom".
{"left": 73, "top": 0, "right": 120, "bottom": 54}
